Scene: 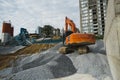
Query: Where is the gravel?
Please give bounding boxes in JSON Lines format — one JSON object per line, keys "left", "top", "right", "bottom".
{"left": 0, "top": 41, "right": 113, "bottom": 80}
{"left": 66, "top": 40, "right": 112, "bottom": 80}
{"left": 5, "top": 54, "right": 76, "bottom": 80}
{"left": 0, "top": 46, "right": 25, "bottom": 55}
{"left": 74, "top": 53, "right": 112, "bottom": 79}
{"left": 0, "top": 68, "right": 12, "bottom": 78}
{"left": 89, "top": 40, "right": 106, "bottom": 54}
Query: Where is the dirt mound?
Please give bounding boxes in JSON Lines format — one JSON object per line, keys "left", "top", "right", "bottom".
{"left": 13, "top": 44, "right": 55, "bottom": 55}
{"left": 0, "top": 44, "right": 56, "bottom": 70}
{"left": 0, "top": 55, "right": 16, "bottom": 70}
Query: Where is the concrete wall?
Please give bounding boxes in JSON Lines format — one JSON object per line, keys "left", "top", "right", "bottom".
{"left": 104, "top": 0, "right": 120, "bottom": 80}
{"left": 1, "top": 33, "right": 11, "bottom": 43}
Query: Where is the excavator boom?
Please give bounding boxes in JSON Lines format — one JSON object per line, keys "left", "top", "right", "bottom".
{"left": 65, "top": 17, "right": 77, "bottom": 33}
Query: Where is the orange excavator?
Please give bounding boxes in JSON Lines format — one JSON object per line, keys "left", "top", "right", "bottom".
{"left": 59, "top": 17, "right": 96, "bottom": 54}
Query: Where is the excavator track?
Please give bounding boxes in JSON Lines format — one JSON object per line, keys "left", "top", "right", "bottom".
{"left": 78, "top": 46, "right": 89, "bottom": 54}
{"left": 59, "top": 46, "right": 74, "bottom": 54}
{"left": 59, "top": 46, "right": 89, "bottom": 54}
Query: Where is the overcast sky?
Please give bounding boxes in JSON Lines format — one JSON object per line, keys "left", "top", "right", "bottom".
{"left": 0, "top": 0, "right": 80, "bottom": 38}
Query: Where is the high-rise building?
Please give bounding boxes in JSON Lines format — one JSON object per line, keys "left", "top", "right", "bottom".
{"left": 79, "top": 0, "right": 108, "bottom": 35}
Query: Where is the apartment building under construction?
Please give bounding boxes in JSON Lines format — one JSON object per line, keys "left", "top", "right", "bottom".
{"left": 79, "top": 0, "right": 108, "bottom": 35}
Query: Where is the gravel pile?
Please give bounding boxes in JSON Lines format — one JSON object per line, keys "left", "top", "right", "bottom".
{"left": 5, "top": 54, "right": 76, "bottom": 80}
{"left": 0, "top": 68, "right": 12, "bottom": 78}
{"left": 0, "top": 46, "right": 25, "bottom": 55}
{"left": 74, "top": 53, "right": 112, "bottom": 80}
{"left": 89, "top": 40, "right": 106, "bottom": 54}
{"left": 66, "top": 40, "right": 112, "bottom": 80}
{"left": 4, "top": 43, "right": 76, "bottom": 80}
{"left": 0, "top": 41, "right": 113, "bottom": 80}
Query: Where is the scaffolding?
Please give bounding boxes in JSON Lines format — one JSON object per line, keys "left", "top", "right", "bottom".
{"left": 79, "top": 0, "right": 108, "bottom": 35}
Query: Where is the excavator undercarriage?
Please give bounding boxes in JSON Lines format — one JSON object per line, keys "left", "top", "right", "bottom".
{"left": 59, "top": 45, "right": 89, "bottom": 54}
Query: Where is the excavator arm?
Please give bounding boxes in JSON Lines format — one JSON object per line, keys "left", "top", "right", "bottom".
{"left": 65, "top": 17, "right": 77, "bottom": 33}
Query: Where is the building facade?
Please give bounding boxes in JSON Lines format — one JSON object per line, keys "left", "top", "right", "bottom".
{"left": 79, "top": 0, "right": 108, "bottom": 35}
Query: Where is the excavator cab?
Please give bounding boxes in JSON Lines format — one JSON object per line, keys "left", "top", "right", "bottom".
{"left": 63, "top": 30, "right": 73, "bottom": 45}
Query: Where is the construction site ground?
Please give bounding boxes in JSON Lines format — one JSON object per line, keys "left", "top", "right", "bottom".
{"left": 0, "top": 44, "right": 55, "bottom": 70}
{"left": 0, "top": 40, "right": 113, "bottom": 80}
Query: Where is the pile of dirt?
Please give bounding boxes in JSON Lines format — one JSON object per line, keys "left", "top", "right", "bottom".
{"left": 0, "top": 55, "right": 17, "bottom": 70}
{"left": 13, "top": 44, "right": 55, "bottom": 55}
{"left": 0, "top": 44, "right": 56, "bottom": 70}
